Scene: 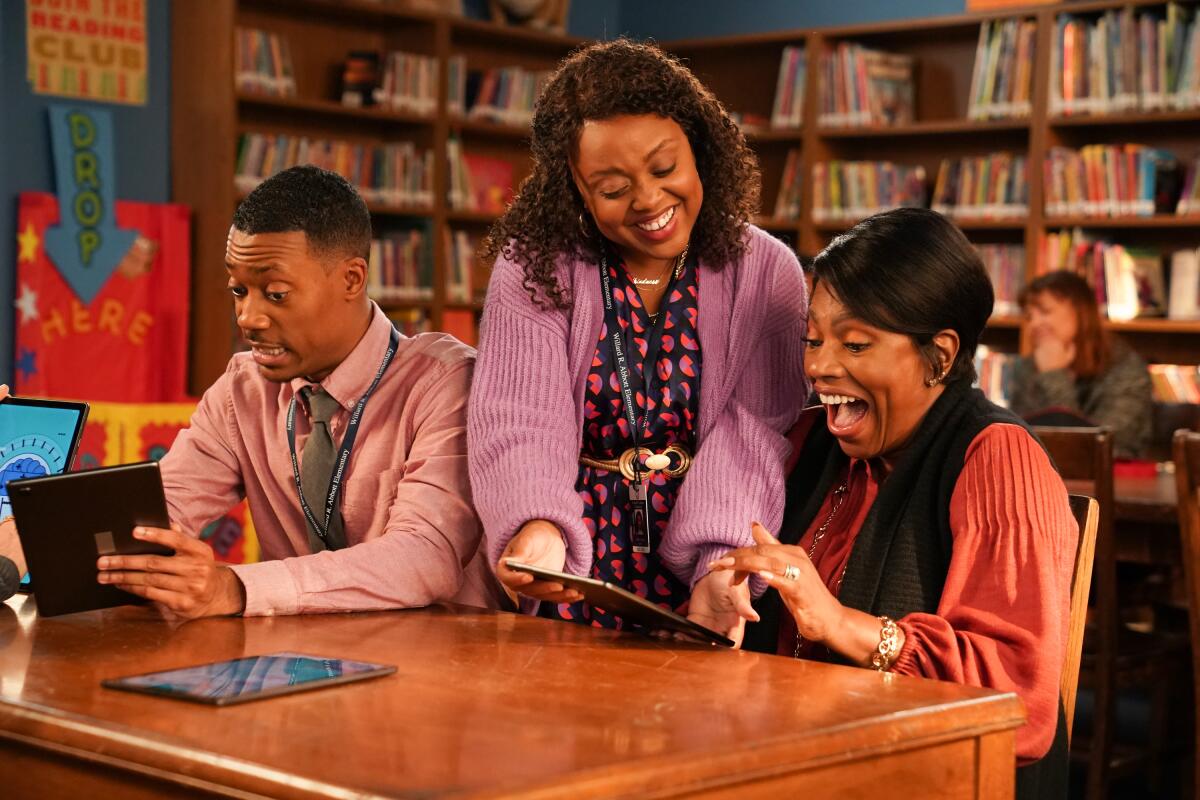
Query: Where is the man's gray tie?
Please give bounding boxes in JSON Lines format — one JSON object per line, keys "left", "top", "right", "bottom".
{"left": 300, "top": 386, "right": 347, "bottom": 552}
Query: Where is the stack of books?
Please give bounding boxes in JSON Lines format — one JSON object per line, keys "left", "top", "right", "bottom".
{"left": 1149, "top": 364, "right": 1200, "bottom": 402}
{"left": 235, "top": 134, "right": 434, "bottom": 209}
{"left": 1043, "top": 144, "right": 1178, "bottom": 217}
{"left": 1039, "top": 229, "right": 1168, "bottom": 320}
{"left": 818, "top": 43, "right": 914, "bottom": 127}
{"left": 977, "top": 244, "right": 1026, "bottom": 317}
{"left": 773, "top": 149, "right": 803, "bottom": 220}
{"left": 445, "top": 229, "right": 480, "bottom": 303}
{"left": 368, "top": 228, "right": 434, "bottom": 302}
{"left": 974, "top": 345, "right": 1016, "bottom": 408}
{"left": 465, "top": 66, "right": 552, "bottom": 127}
{"left": 810, "top": 161, "right": 926, "bottom": 223}
{"left": 235, "top": 28, "right": 296, "bottom": 97}
{"left": 770, "top": 46, "right": 807, "bottom": 129}
{"left": 931, "top": 153, "right": 1029, "bottom": 220}
{"left": 967, "top": 18, "right": 1037, "bottom": 120}
{"left": 373, "top": 51, "right": 439, "bottom": 115}
{"left": 446, "top": 137, "right": 514, "bottom": 213}
{"left": 1051, "top": 4, "right": 1200, "bottom": 116}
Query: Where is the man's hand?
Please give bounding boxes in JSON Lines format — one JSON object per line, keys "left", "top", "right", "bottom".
{"left": 97, "top": 524, "right": 246, "bottom": 621}
{"left": 494, "top": 519, "right": 582, "bottom": 605}
{"left": 687, "top": 568, "right": 758, "bottom": 649}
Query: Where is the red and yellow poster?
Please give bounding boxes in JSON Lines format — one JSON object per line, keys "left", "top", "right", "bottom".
{"left": 26, "top": 0, "right": 148, "bottom": 105}
{"left": 15, "top": 191, "right": 191, "bottom": 403}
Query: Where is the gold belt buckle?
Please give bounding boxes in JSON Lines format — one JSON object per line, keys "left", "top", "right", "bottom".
{"left": 617, "top": 444, "right": 692, "bottom": 481}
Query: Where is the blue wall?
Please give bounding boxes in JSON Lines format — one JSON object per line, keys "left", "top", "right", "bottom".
{"left": 604, "top": 0, "right": 964, "bottom": 40}
{"left": 0, "top": 0, "right": 171, "bottom": 386}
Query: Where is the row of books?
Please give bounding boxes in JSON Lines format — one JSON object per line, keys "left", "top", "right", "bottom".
{"left": 1176, "top": 158, "right": 1200, "bottom": 213}
{"left": 978, "top": 244, "right": 1026, "bottom": 317}
{"left": 770, "top": 46, "right": 807, "bottom": 129}
{"left": 446, "top": 137, "right": 515, "bottom": 213}
{"left": 445, "top": 229, "right": 482, "bottom": 303}
{"left": 967, "top": 18, "right": 1037, "bottom": 120}
{"left": 817, "top": 43, "right": 914, "bottom": 128}
{"left": 1043, "top": 144, "right": 1178, "bottom": 217}
{"left": 368, "top": 229, "right": 434, "bottom": 302}
{"left": 1051, "top": 4, "right": 1200, "bottom": 116}
{"left": 235, "top": 133, "right": 435, "bottom": 209}
{"left": 810, "top": 161, "right": 926, "bottom": 223}
{"left": 931, "top": 153, "right": 1029, "bottom": 220}
{"left": 773, "top": 149, "right": 803, "bottom": 220}
{"left": 372, "top": 51, "right": 439, "bottom": 114}
{"left": 974, "top": 346, "right": 1016, "bottom": 408}
{"left": 235, "top": 28, "right": 296, "bottom": 97}
{"left": 1149, "top": 364, "right": 1200, "bottom": 403}
{"left": 1038, "top": 228, "right": 1178, "bottom": 320}
{"left": 454, "top": 65, "right": 552, "bottom": 127}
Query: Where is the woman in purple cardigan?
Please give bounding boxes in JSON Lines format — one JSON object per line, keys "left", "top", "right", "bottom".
{"left": 467, "top": 39, "right": 808, "bottom": 645}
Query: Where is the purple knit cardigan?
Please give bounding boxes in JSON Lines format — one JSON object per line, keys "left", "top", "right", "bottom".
{"left": 467, "top": 225, "right": 809, "bottom": 590}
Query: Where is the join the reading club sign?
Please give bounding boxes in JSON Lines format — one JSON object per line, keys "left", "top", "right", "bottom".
{"left": 26, "top": 0, "right": 148, "bottom": 106}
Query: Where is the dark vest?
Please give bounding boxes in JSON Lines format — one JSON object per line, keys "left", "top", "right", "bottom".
{"left": 743, "top": 380, "right": 1068, "bottom": 799}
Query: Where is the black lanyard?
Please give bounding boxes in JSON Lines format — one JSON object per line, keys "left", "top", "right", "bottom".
{"left": 598, "top": 253, "right": 675, "bottom": 477}
{"left": 285, "top": 327, "right": 400, "bottom": 545}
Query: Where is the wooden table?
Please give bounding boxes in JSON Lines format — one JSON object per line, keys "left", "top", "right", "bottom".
{"left": 1067, "top": 473, "right": 1180, "bottom": 565}
{"left": 0, "top": 596, "right": 1024, "bottom": 799}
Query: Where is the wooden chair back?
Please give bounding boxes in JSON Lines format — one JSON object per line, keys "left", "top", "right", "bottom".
{"left": 1172, "top": 430, "right": 1200, "bottom": 799}
{"left": 1063, "top": 494, "right": 1098, "bottom": 743}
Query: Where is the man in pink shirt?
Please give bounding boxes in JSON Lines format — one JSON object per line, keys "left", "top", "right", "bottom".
{"left": 36, "top": 166, "right": 500, "bottom": 618}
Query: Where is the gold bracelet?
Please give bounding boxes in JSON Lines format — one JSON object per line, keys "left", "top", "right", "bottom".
{"left": 870, "top": 616, "right": 900, "bottom": 672}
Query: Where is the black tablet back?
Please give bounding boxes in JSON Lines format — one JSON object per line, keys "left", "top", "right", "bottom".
{"left": 9, "top": 461, "right": 173, "bottom": 617}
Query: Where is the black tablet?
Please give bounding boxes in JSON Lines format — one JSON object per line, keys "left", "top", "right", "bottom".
{"left": 505, "top": 560, "right": 735, "bottom": 647}
{"left": 102, "top": 653, "right": 397, "bottom": 706}
{"left": 0, "top": 396, "right": 89, "bottom": 537}
{"left": 8, "top": 461, "right": 174, "bottom": 617}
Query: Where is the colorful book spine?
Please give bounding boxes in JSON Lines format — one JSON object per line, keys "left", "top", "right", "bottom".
{"left": 772, "top": 149, "right": 804, "bottom": 220}
{"left": 770, "top": 46, "right": 807, "bottom": 129}
{"left": 1039, "top": 229, "right": 1168, "bottom": 320}
{"left": 818, "top": 42, "right": 914, "bottom": 128}
{"left": 234, "top": 28, "right": 296, "bottom": 97}
{"left": 444, "top": 229, "right": 480, "bottom": 303}
{"left": 973, "top": 345, "right": 1017, "bottom": 408}
{"left": 931, "top": 153, "right": 1028, "bottom": 220}
{"left": 968, "top": 18, "right": 1036, "bottom": 120}
{"left": 373, "top": 51, "right": 439, "bottom": 115}
{"left": 1043, "top": 144, "right": 1177, "bottom": 217}
{"left": 810, "top": 161, "right": 925, "bottom": 223}
{"left": 1148, "top": 364, "right": 1200, "bottom": 402}
{"left": 368, "top": 227, "right": 434, "bottom": 302}
{"left": 977, "top": 244, "right": 1026, "bottom": 317}
{"left": 235, "top": 133, "right": 434, "bottom": 209}
{"left": 1051, "top": 4, "right": 1199, "bottom": 116}
{"left": 466, "top": 66, "right": 552, "bottom": 127}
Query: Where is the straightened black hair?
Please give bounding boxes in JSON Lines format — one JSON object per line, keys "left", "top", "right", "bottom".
{"left": 231, "top": 165, "right": 372, "bottom": 262}
{"left": 810, "top": 207, "right": 993, "bottom": 384}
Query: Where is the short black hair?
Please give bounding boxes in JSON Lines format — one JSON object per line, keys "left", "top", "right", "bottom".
{"left": 811, "top": 207, "right": 993, "bottom": 384}
{"left": 232, "top": 165, "right": 372, "bottom": 261}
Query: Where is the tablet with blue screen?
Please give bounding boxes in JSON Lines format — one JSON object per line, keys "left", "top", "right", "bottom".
{"left": 0, "top": 397, "right": 89, "bottom": 588}
{"left": 102, "top": 653, "right": 397, "bottom": 705}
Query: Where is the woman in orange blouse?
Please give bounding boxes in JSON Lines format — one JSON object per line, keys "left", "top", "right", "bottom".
{"left": 710, "top": 208, "right": 1076, "bottom": 799}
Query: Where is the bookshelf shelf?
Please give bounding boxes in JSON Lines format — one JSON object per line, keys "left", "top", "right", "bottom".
{"left": 1043, "top": 216, "right": 1200, "bottom": 230}
{"left": 818, "top": 118, "right": 1030, "bottom": 139}
{"left": 450, "top": 16, "right": 585, "bottom": 49}
{"left": 241, "top": 0, "right": 438, "bottom": 26}
{"left": 1105, "top": 319, "right": 1200, "bottom": 335}
{"left": 745, "top": 127, "right": 805, "bottom": 143}
{"left": 448, "top": 117, "right": 531, "bottom": 139}
{"left": 237, "top": 93, "right": 436, "bottom": 127}
{"left": 987, "top": 316, "right": 1023, "bottom": 330}
{"left": 1049, "top": 110, "right": 1200, "bottom": 129}
{"left": 446, "top": 209, "right": 501, "bottom": 224}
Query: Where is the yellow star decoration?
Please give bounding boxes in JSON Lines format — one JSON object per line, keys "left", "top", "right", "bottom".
{"left": 17, "top": 223, "right": 39, "bottom": 264}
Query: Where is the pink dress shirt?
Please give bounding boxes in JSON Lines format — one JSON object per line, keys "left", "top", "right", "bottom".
{"left": 159, "top": 303, "right": 501, "bottom": 616}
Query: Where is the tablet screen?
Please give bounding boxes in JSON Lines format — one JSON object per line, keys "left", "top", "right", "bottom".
{"left": 103, "top": 653, "right": 396, "bottom": 705}
{"left": 0, "top": 399, "right": 88, "bottom": 588}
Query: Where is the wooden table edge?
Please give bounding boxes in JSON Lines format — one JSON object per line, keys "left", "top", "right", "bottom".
{"left": 0, "top": 688, "right": 1024, "bottom": 799}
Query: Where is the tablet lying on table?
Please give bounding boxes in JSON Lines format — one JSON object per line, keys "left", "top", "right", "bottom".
{"left": 8, "top": 461, "right": 174, "bottom": 617}
{"left": 505, "top": 560, "right": 735, "bottom": 647}
{"left": 102, "top": 653, "right": 397, "bottom": 706}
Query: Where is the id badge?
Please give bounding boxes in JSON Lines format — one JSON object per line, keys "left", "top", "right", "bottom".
{"left": 629, "top": 480, "right": 652, "bottom": 553}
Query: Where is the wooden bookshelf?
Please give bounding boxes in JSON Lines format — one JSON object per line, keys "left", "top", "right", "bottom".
{"left": 173, "top": 0, "right": 581, "bottom": 393}
{"left": 665, "top": 0, "right": 1200, "bottom": 371}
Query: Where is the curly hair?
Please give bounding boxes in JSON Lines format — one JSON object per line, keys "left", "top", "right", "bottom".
{"left": 482, "top": 38, "right": 761, "bottom": 307}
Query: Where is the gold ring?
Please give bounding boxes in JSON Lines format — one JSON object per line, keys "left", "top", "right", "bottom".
{"left": 782, "top": 564, "right": 801, "bottom": 581}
